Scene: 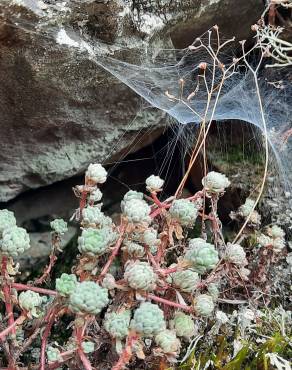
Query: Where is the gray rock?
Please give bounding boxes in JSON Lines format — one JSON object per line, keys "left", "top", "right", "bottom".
{"left": 0, "top": 0, "right": 263, "bottom": 201}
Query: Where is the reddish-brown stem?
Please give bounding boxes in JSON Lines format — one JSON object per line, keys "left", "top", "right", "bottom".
{"left": 97, "top": 225, "right": 126, "bottom": 282}
{"left": 80, "top": 189, "right": 88, "bottom": 215}
{"left": 1, "top": 256, "right": 15, "bottom": 335}
{"left": 34, "top": 234, "right": 59, "bottom": 286}
{"left": 12, "top": 283, "right": 57, "bottom": 296}
{"left": 0, "top": 314, "right": 26, "bottom": 341}
{"left": 112, "top": 333, "right": 138, "bottom": 370}
{"left": 159, "top": 265, "right": 179, "bottom": 275}
{"left": 150, "top": 192, "right": 164, "bottom": 208}
{"left": 76, "top": 325, "right": 92, "bottom": 370}
{"left": 147, "top": 294, "right": 193, "bottom": 312}
{"left": 40, "top": 308, "right": 57, "bottom": 370}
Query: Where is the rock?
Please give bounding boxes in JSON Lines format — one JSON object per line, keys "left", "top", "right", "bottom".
{"left": 0, "top": 0, "right": 263, "bottom": 202}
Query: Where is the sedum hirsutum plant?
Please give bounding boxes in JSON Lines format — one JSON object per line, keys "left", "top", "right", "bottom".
{"left": 56, "top": 273, "right": 77, "bottom": 296}
{"left": 170, "top": 312, "right": 196, "bottom": 338}
{"left": 169, "top": 199, "right": 199, "bottom": 227}
{"left": 124, "top": 261, "right": 157, "bottom": 291}
{"left": 0, "top": 226, "right": 30, "bottom": 257}
{"left": 0, "top": 162, "right": 289, "bottom": 370}
{"left": 130, "top": 302, "right": 166, "bottom": 337}
{"left": 69, "top": 281, "right": 109, "bottom": 315}
{"left": 184, "top": 238, "right": 219, "bottom": 273}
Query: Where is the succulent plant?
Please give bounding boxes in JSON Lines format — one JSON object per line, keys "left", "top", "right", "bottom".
{"left": 69, "top": 281, "right": 109, "bottom": 315}
{"left": 225, "top": 243, "right": 247, "bottom": 265}
{"left": 122, "top": 241, "right": 145, "bottom": 258}
{"left": 272, "top": 237, "right": 286, "bottom": 252}
{"left": 170, "top": 312, "right": 196, "bottom": 338}
{"left": 145, "top": 175, "right": 164, "bottom": 192}
{"left": 143, "top": 229, "right": 159, "bottom": 246}
{"left": 18, "top": 290, "right": 43, "bottom": 317}
{"left": 202, "top": 171, "right": 230, "bottom": 194}
{"left": 86, "top": 163, "right": 107, "bottom": 184}
{"left": 124, "top": 261, "right": 157, "bottom": 291}
{"left": 0, "top": 209, "right": 16, "bottom": 235}
{"left": 46, "top": 346, "right": 61, "bottom": 362}
{"left": 155, "top": 329, "right": 181, "bottom": 354}
{"left": 267, "top": 225, "right": 285, "bottom": 239}
{"left": 78, "top": 227, "right": 114, "bottom": 256}
{"left": 89, "top": 188, "right": 103, "bottom": 203}
{"left": 50, "top": 218, "right": 68, "bottom": 234}
{"left": 122, "top": 190, "right": 144, "bottom": 202}
{"left": 101, "top": 274, "right": 116, "bottom": 290}
{"left": 0, "top": 226, "right": 30, "bottom": 257}
{"left": 121, "top": 198, "right": 151, "bottom": 224}
{"left": 171, "top": 268, "right": 200, "bottom": 293}
{"left": 82, "top": 206, "right": 112, "bottom": 227}
{"left": 207, "top": 283, "right": 220, "bottom": 300}
{"left": 238, "top": 198, "right": 255, "bottom": 217}
{"left": 56, "top": 273, "right": 77, "bottom": 296}
{"left": 184, "top": 238, "right": 219, "bottom": 274}
{"left": 82, "top": 341, "right": 95, "bottom": 354}
{"left": 104, "top": 310, "right": 131, "bottom": 339}
{"left": 169, "top": 199, "right": 199, "bottom": 227}
{"left": 130, "top": 302, "right": 166, "bottom": 337}
{"left": 194, "top": 294, "right": 214, "bottom": 317}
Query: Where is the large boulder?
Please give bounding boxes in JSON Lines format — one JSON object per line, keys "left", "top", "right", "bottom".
{"left": 0, "top": 0, "right": 263, "bottom": 202}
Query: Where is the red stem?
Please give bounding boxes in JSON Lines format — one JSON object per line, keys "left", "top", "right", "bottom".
{"left": 1, "top": 256, "right": 15, "bottom": 335}
{"left": 0, "top": 315, "right": 26, "bottom": 341}
{"left": 147, "top": 294, "right": 193, "bottom": 312}
{"left": 112, "top": 333, "right": 138, "bottom": 370}
{"left": 40, "top": 308, "right": 57, "bottom": 370}
{"left": 97, "top": 225, "right": 126, "bottom": 282}
{"left": 150, "top": 192, "right": 164, "bottom": 208}
{"left": 12, "top": 283, "right": 57, "bottom": 296}
{"left": 76, "top": 325, "right": 93, "bottom": 370}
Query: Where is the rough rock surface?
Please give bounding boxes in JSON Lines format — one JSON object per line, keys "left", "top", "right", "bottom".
{"left": 0, "top": 0, "right": 263, "bottom": 202}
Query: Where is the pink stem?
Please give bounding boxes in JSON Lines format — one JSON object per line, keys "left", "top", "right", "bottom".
{"left": 40, "top": 308, "right": 57, "bottom": 370}
{"left": 112, "top": 333, "right": 138, "bottom": 370}
{"left": 150, "top": 192, "right": 164, "bottom": 208}
{"left": 12, "top": 283, "right": 57, "bottom": 296}
{"left": 147, "top": 294, "right": 193, "bottom": 312}
{"left": 0, "top": 315, "right": 26, "bottom": 341}
{"left": 76, "top": 325, "right": 92, "bottom": 370}
{"left": 97, "top": 225, "right": 126, "bottom": 282}
{"left": 1, "top": 256, "right": 15, "bottom": 335}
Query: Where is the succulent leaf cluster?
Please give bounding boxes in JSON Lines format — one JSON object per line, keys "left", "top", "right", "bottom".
{"left": 145, "top": 175, "right": 164, "bottom": 192}
{"left": 69, "top": 281, "right": 109, "bottom": 315}
{"left": 104, "top": 310, "right": 131, "bottom": 339}
{"left": 130, "top": 302, "right": 166, "bottom": 336}
{"left": 184, "top": 238, "right": 219, "bottom": 274}
{"left": 50, "top": 218, "right": 68, "bottom": 234}
{"left": 193, "top": 294, "right": 215, "bottom": 317}
{"left": 78, "top": 227, "right": 116, "bottom": 256}
{"left": 225, "top": 243, "right": 247, "bottom": 265}
{"left": 170, "top": 267, "right": 200, "bottom": 293}
{"left": 124, "top": 261, "right": 157, "bottom": 291}
{"left": 169, "top": 199, "right": 199, "bottom": 227}
{"left": 18, "top": 290, "right": 43, "bottom": 317}
{"left": 86, "top": 163, "right": 107, "bottom": 184}
{"left": 170, "top": 312, "right": 196, "bottom": 338}
{"left": 0, "top": 226, "right": 30, "bottom": 257}
{"left": 155, "top": 329, "right": 181, "bottom": 354}
{"left": 0, "top": 209, "right": 16, "bottom": 235}
{"left": 202, "top": 171, "right": 230, "bottom": 194}
{"left": 56, "top": 273, "right": 77, "bottom": 296}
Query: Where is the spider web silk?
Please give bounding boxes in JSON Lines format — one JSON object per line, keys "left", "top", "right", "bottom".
{"left": 57, "top": 28, "right": 292, "bottom": 190}
{"left": 2, "top": 13, "right": 292, "bottom": 192}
